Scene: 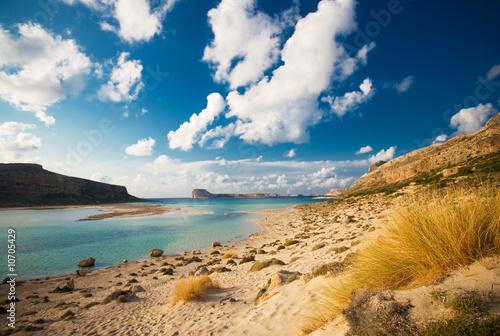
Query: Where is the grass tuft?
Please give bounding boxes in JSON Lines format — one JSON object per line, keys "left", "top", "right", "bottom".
{"left": 170, "top": 275, "right": 218, "bottom": 304}
{"left": 302, "top": 183, "right": 500, "bottom": 332}
{"left": 221, "top": 252, "right": 238, "bottom": 259}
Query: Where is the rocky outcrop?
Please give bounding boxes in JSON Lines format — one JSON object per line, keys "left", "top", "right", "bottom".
{"left": 350, "top": 113, "right": 500, "bottom": 192}
{"left": 0, "top": 164, "right": 144, "bottom": 207}
{"left": 368, "top": 160, "right": 386, "bottom": 173}
{"left": 191, "top": 189, "right": 273, "bottom": 199}
{"left": 324, "top": 188, "right": 348, "bottom": 197}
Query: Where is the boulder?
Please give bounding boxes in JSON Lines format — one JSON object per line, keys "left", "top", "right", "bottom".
{"left": 212, "top": 242, "right": 221, "bottom": 248}
{"left": 149, "top": 249, "right": 164, "bottom": 257}
{"left": 195, "top": 267, "right": 209, "bottom": 276}
{"left": 343, "top": 216, "right": 352, "bottom": 224}
{"left": 78, "top": 257, "right": 95, "bottom": 267}
{"left": 75, "top": 270, "right": 88, "bottom": 276}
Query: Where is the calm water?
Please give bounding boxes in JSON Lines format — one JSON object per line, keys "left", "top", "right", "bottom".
{"left": 0, "top": 197, "right": 323, "bottom": 280}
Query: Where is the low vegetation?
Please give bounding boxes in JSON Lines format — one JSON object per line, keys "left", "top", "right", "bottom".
{"left": 221, "top": 252, "right": 238, "bottom": 259}
{"left": 170, "top": 275, "right": 218, "bottom": 304}
{"left": 302, "top": 183, "right": 500, "bottom": 333}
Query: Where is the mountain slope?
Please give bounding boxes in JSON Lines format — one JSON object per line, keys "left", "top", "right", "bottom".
{"left": 349, "top": 113, "right": 500, "bottom": 193}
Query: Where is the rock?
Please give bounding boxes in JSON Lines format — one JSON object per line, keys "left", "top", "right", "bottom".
{"left": 368, "top": 160, "right": 386, "bottom": 173}
{"left": 195, "top": 267, "right": 209, "bottom": 276}
{"left": 300, "top": 273, "right": 313, "bottom": 285}
{"left": 192, "top": 250, "right": 201, "bottom": 255}
{"left": 129, "top": 285, "right": 146, "bottom": 294}
{"left": 123, "top": 259, "right": 128, "bottom": 263}
{"left": 214, "top": 267, "right": 231, "bottom": 273}
{"left": 75, "top": 270, "right": 88, "bottom": 276}
{"left": 212, "top": 242, "right": 221, "bottom": 248}
{"left": 267, "top": 274, "right": 283, "bottom": 293}
{"left": 78, "top": 257, "right": 95, "bottom": 267}
{"left": 65, "top": 279, "right": 75, "bottom": 291}
{"left": 343, "top": 216, "right": 352, "bottom": 224}
{"left": 149, "top": 249, "right": 164, "bottom": 257}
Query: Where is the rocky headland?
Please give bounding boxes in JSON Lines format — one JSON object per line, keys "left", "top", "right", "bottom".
{"left": 0, "top": 164, "right": 144, "bottom": 207}
{"left": 191, "top": 189, "right": 277, "bottom": 199}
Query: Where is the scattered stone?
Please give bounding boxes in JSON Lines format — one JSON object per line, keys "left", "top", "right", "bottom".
{"left": 149, "top": 249, "right": 164, "bottom": 257}
{"left": 343, "top": 216, "right": 352, "bottom": 224}
{"left": 129, "top": 285, "right": 146, "bottom": 294}
{"left": 123, "top": 259, "right": 128, "bottom": 263}
{"left": 78, "top": 257, "right": 95, "bottom": 267}
{"left": 195, "top": 267, "right": 209, "bottom": 276}
{"left": 214, "top": 267, "right": 231, "bottom": 273}
{"left": 212, "top": 242, "right": 221, "bottom": 248}
{"left": 192, "top": 250, "right": 201, "bottom": 255}
{"left": 76, "top": 270, "right": 88, "bottom": 276}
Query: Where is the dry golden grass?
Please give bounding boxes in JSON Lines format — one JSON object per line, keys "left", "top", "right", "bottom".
{"left": 301, "top": 183, "right": 500, "bottom": 333}
{"left": 170, "top": 275, "right": 218, "bottom": 304}
{"left": 221, "top": 252, "right": 238, "bottom": 259}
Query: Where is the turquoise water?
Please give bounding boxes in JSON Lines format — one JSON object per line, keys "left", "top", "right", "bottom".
{"left": 0, "top": 197, "right": 323, "bottom": 280}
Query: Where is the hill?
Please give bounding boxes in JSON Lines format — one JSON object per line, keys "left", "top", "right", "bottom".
{"left": 0, "top": 164, "right": 144, "bottom": 207}
{"left": 346, "top": 112, "right": 500, "bottom": 195}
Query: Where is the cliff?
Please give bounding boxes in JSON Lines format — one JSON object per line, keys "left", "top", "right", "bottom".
{"left": 350, "top": 112, "right": 500, "bottom": 193}
{"left": 0, "top": 164, "right": 144, "bottom": 207}
{"left": 191, "top": 189, "right": 274, "bottom": 199}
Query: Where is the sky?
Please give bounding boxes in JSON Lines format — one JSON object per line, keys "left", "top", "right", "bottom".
{"left": 0, "top": 0, "right": 500, "bottom": 198}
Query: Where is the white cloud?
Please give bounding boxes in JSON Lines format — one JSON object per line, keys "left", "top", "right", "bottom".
{"left": 62, "top": 0, "right": 179, "bottom": 43}
{"left": 285, "top": 149, "right": 296, "bottom": 158}
{"left": 0, "top": 121, "right": 41, "bottom": 162}
{"left": 98, "top": 52, "right": 144, "bottom": 102}
{"left": 393, "top": 75, "right": 415, "bottom": 93}
{"left": 368, "top": 146, "right": 396, "bottom": 164}
{"left": 141, "top": 108, "right": 148, "bottom": 115}
{"left": 322, "top": 78, "right": 374, "bottom": 117}
{"left": 449, "top": 103, "right": 497, "bottom": 135}
{"left": 135, "top": 153, "right": 372, "bottom": 197}
{"left": 125, "top": 137, "right": 155, "bottom": 156}
{"left": 167, "top": 93, "right": 226, "bottom": 151}
{"left": 0, "top": 23, "right": 92, "bottom": 124}
{"left": 224, "top": 0, "right": 367, "bottom": 146}
{"left": 432, "top": 134, "right": 448, "bottom": 145}
{"left": 355, "top": 145, "right": 373, "bottom": 155}
{"left": 203, "top": 0, "right": 284, "bottom": 89}
{"left": 486, "top": 64, "right": 500, "bottom": 81}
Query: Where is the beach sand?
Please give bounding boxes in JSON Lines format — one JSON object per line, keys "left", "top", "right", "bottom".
{"left": 2, "top": 194, "right": 498, "bottom": 335}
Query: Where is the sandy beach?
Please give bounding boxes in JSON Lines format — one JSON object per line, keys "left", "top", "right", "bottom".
{"left": 2, "top": 194, "right": 499, "bottom": 335}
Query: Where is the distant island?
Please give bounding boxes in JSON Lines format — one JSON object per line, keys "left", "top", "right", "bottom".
{"left": 0, "top": 163, "right": 144, "bottom": 207}
{"left": 191, "top": 189, "right": 322, "bottom": 199}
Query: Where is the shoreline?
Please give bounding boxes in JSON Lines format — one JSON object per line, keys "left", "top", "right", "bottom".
{"left": 0, "top": 196, "right": 390, "bottom": 335}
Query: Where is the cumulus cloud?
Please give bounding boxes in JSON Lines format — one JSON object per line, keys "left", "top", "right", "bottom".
{"left": 285, "top": 149, "right": 296, "bottom": 158}
{"left": 0, "top": 23, "right": 92, "bottom": 124}
{"left": 224, "top": 0, "right": 369, "bottom": 146}
{"left": 449, "top": 103, "right": 497, "bottom": 135}
{"left": 125, "top": 137, "right": 155, "bottom": 156}
{"left": 167, "top": 93, "right": 226, "bottom": 151}
{"left": 486, "top": 64, "right": 500, "bottom": 80}
{"left": 0, "top": 121, "right": 41, "bottom": 162}
{"left": 368, "top": 146, "right": 396, "bottom": 164}
{"left": 203, "top": 0, "right": 284, "bottom": 89}
{"left": 98, "top": 52, "right": 144, "bottom": 102}
{"left": 62, "top": 0, "right": 179, "bottom": 43}
{"left": 322, "top": 78, "right": 374, "bottom": 117}
{"left": 355, "top": 145, "right": 373, "bottom": 154}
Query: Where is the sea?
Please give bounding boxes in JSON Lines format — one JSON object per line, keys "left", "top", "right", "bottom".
{"left": 0, "top": 197, "right": 325, "bottom": 281}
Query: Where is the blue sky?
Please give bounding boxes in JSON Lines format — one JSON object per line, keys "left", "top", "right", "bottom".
{"left": 0, "top": 0, "right": 499, "bottom": 197}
